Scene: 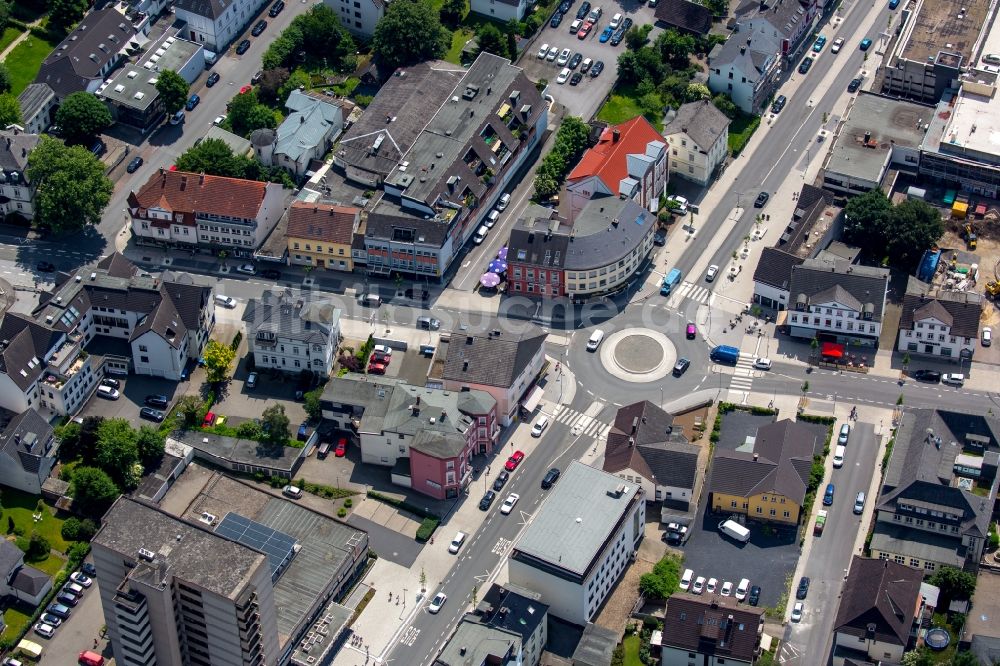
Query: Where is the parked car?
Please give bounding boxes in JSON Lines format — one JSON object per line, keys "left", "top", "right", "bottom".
{"left": 791, "top": 602, "right": 804, "bottom": 622}
{"left": 706, "top": 578, "right": 718, "bottom": 594}
{"left": 479, "top": 490, "right": 496, "bottom": 510}
{"left": 367, "top": 360, "right": 387, "bottom": 375}
{"left": 754, "top": 191, "right": 770, "bottom": 207}
{"left": 33, "top": 623, "right": 54, "bottom": 639}
{"left": 100, "top": 378, "right": 120, "bottom": 389}
{"left": 236, "top": 39, "right": 251, "bottom": 54}
{"left": 497, "top": 193, "right": 511, "bottom": 210}
{"left": 557, "top": 48, "right": 572, "bottom": 65}
{"left": 686, "top": 322, "right": 697, "bottom": 339}
{"left": 547, "top": 45, "right": 559, "bottom": 61}
{"left": 282, "top": 485, "right": 302, "bottom": 499}
{"left": 569, "top": 53, "right": 583, "bottom": 69}
{"left": 214, "top": 114, "right": 227, "bottom": 126}
{"left": 335, "top": 437, "right": 347, "bottom": 457}
{"left": 748, "top": 585, "right": 761, "bottom": 606}
{"left": 983, "top": 326, "right": 992, "bottom": 346}
{"left": 590, "top": 60, "right": 604, "bottom": 77}
{"left": 537, "top": 42, "right": 551, "bottom": 58}
{"left": 847, "top": 77, "right": 863, "bottom": 92}
{"left": 236, "top": 263, "right": 256, "bottom": 275}
{"left": 576, "top": 1, "right": 591, "bottom": 19}
{"left": 251, "top": 20, "right": 267, "bottom": 36}
{"left": 96, "top": 385, "right": 119, "bottom": 400}
{"left": 771, "top": 95, "right": 787, "bottom": 113}
{"left": 500, "top": 493, "right": 520, "bottom": 514}
{"left": 720, "top": 581, "right": 732, "bottom": 596}
{"left": 252, "top": 70, "right": 264, "bottom": 84}
{"left": 853, "top": 491, "right": 866, "bottom": 514}
{"left": 705, "top": 264, "right": 719, "bottom": 281}
{"left": 39, "top": 613, "right": 62, "bottom": 627}
{"left": 913, "top": 369, "right": 941, "bottom": 382}
{"left": 47, "top": 603, "right": 71, "bottom": 619}
{"left": 577, "top": 22, "right": 593, "bottom": 38}
{"left": 269, "top": 0, "right": 285, "bottom": 16}
{"left": 557, "top": 68, "right": 571, "bottom": 84}
{"left": 140, "top": 407, "right": 165, "bottom": 422}
{"left": 541, "top": 468, "right": 560, "bottom": 488}
{"left": 373, "top": 344, "right": 393, "bottom": 357}
{"left": 56, "top": 593, "right": 78, "bottom": 607}
{"left": 550, "top": 12, "right": 563, "bottom": 27}
{"left": 169, "top": 110, "right": 185, "bottom": 125}
{"left": 145, "top": 394, "right": 168, "bottom": 408}
{"left": 692, "top": 576, "right": 705, "bottom": 594}
{"left": 860, "top": 38, "right": 872, "bottom": 50}
{"left": 185, "top": 94, "right": 200, "bottom": 110}
{"left": 493, "top": 470, "right": 510, "bottom": 491}
{"left": 570, "top": 72, "right": 583, "bottom": 85}
{"left": 246, "top": 372, "right": 258, "bottom": 389}
{"left": 580, "top": 57, "right": 593, "bottom": 73}
{"left": 599, "top": 26, "right": 614, "bottom": 42}
{"left": 569, "top": 18, "right": 583, "bottom": 33}
{"left": 126, "top": 156, "right": 143, "bottom": 173}
{"left": 796, "top": 576, "right": 810, "bottom": 599}
{"left": 798, "top": 56, "right": 813, "bottom": 74}
{"left": 812, "top": 34, "right": 827, "bottom": 51}
{"left": 70, "top": 572, "right": 92, "bottom": 587}
{"left": 530, "top": 417, "right": 549, "bottom": 437}
{"left": 505, "top": 450, "right": 525, "bottom": 471}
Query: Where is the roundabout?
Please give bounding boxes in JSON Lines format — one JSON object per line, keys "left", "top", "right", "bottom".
{"left": 600, "top": 328, "right": 678, "bottom": 383}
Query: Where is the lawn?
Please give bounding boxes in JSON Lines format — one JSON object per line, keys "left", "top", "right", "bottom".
{"left": 622, "top": 634, "right": 642, "bottom": 666}
{"left": 0, "top": 27, "right": 24, "bottom": 56}
{"left": 0, "top": 606, "right": 33, "bottom": 645}
{"left": 2, "top": 487, "right": 71, "bottom": 554}
{"left": 4, "top": 35, "right": 57, "bottom": 96}
{"left": 445, "top": 27, "right": 476, "bottom": 64}
{"left": 728, "top": 111, "right": 761, "bottom": 156}
{"left": 597, "top": 91, "right": 646, "bottom": 126}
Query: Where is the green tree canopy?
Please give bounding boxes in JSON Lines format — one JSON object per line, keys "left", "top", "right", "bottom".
{"left": 176, "top": 138, "right": 244, "bottom": 177}
{"left": 176, "top": 395, "right": 203, "bottom": 427}
{"left": 156, "top": 69, "right": 190, "bottom": 114}
{"left": 885, "top": 199, "right": 945, "bottom": 271}
{"left": 136, "top": 425, "right": 166, "bottom": 469}
{"left": 656, "top": 28, "right": 697, "bottom": 69}
{"left": 843, "top": 189, "right": 894, "bottom": 250}
{"left": 227, "top": 88, "right": 278, "bottom": 137}
{"left": 261, "top": 404, "right": 291, "bottom": 446}
{"left": 0, "top": 92, "right": 21, "bottom": 128}
{"left": 0, "top": 63, "right": 11, "bottom": 95}
{"left": 371, "top": 0, "right": 449, "bottom": 70}
{"left": 27, "top": 136, "right": 113, "bottom": 234}
{"left": 96, "top": 418, "right": 140, "bottom": 488}
{"left": 929, "top": 566, "right": 977, "bottom": 604}
{"left": 261, "top": 6, "right": 354, "bottom": 71}
{"left": 440, "top": 0, "right": 466, "bottom": 27}
{"left": 257, "top": 67, "right": 290, "bottom": 105}
{"left": 48, "top": 0, "right": 88, "bottom": 31}
{"left": 476, "top": 23, "right": 509, "bottom": 60}
{"left": 0, "top": 0, "right": 11, "bottom": 35}
{"left": 203, "top": 339, "right": 236, "bottom": 383}
{"left": 70, "top": 466, "right": 120, "bottom": 516}
{"left": 55, "top": 92, "right": 113, "bottom": 146}
{"left": 712, "top": 93, "right": 737, "bottom": 119}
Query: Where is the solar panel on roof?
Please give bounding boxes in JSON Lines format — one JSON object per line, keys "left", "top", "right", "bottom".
{"left": 215, "top": 512, "right": 298, "bottom": 582}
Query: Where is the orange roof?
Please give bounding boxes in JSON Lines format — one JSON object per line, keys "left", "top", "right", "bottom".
{"left": 129, "top": 170, "right": 268, "bottom": 221}
{"left": 567, "top": 116, "right": 663, "bottom": 191}
{"left": 286, "top": 201, "right": 359, "bottom": 245}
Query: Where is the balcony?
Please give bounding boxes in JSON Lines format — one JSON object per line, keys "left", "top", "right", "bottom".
{"left": 43, "top": 350, "right": 88, "bottom": 389}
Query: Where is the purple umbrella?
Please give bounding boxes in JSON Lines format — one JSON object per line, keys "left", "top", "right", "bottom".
{"left": 488, "top": 259, "right": 508, "bottom": 274}
{"left": 480, "top": 272, "right": 501, "bottom": 288}
{"left": 497, "top": 246, "right": 508, "bottom": 261}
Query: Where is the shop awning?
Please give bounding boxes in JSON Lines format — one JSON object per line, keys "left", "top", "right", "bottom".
{"left": 521, "top": 386, "right": 544, "bottom": 413}
{"left": 821, "top": 341, "right": 845, "bottom": 358}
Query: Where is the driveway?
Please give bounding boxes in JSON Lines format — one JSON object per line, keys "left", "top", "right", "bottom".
{"left": 79, "top": 374, "right": 184, "bottom": 427}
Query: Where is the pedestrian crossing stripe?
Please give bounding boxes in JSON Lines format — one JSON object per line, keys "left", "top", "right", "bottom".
{"left": 729, "top": 356, "right": 755, "bottom": 391}
{"left": 676, "top": 281, "right": 713, "bottom": 304}
{"left": 552, "top": 404, "right": 610, "bottom": 440}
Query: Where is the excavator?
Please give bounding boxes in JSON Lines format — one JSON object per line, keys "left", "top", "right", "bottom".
{"left": 962, "top": 222, "right": 978, "bottom": 250}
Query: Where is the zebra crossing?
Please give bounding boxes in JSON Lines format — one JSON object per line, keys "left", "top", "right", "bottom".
{"left": 669, "top": 281, "right": 714, "bottom": 307}
{"left": 729, "top": 354, "right": 756, "bottom": 392}
{"left": 551, "top": 404, "right": 611, "bottom": 440}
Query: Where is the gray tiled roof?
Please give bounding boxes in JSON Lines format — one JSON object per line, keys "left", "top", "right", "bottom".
{"left": 0, "top": 539, "right": 23, "bottom": 577}
{"left": 663, "top": 100, "right": 730, "bottom": 153}
{"left": 410, "top": 429, "right": 466, "bottom": 458}
{"left": 562, "top": 197, "right": 656, "bottom": 271}
{"left": 0, "top": 131, "right": 39, "bottom": 177}
{"left": 709, "top": 419, "right": 815, "bottom": 504}
{"left": 710, "top": 22, "right": 780, "bottom": 69}
{"left": 274, "top": 90, "right": 344, "bottom": 164}
{"left": 437, "top": 621, "right": 520, "bottom": 666}
{"left": 173, "top": 0, "right": 230, "bottom": 19}
{"left": 35, "top": 7, "right": 137, "bottom": 97}
{"left": 869, "top": 522, "right": 967, "bottom": 568}
{"left": 834, "top": 556, "right": 922, "bottom": 647}
{"left": 366, "top": 199, "right": 451, "bottom": 247}
{"left": 899, "top": 291, "right": 982, "bottom": 339}
{"left": 0, "top": 409, "right": 54, "bottom": 475}
{"left": 753, "top": 247, "right": 804, "bottom": 290}
{"left": 507, "top": 206, "right": 571, "bottom": 269}
{"left": 604, "top": 401, "right": 699, "bottom": 489}
{"left": 788, "top": 258, "right": 889, "bottom": 319}
{"left": 242, "top": 290, "right": 341, "bottom": 345}
{"left": 653, "top": 0, "right": 713, "bottom": 34}
{"left": 441, "top": 319, "right": 546, "bottom": 389}
{"left": 12, "top": 565, "right": 50, "bottom": 596}
{"left": 17, "top": 84, "right": 55, "bottom": 126}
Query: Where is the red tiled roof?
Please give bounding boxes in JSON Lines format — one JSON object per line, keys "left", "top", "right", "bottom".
{"left": 286, "top": 201, "right": 359, "bottom": 245}
{"left": 567, "top": 116, "right": 663, "bottom": 191}
{"left": 128, "top": 170, "right": 267, "bottom": 221}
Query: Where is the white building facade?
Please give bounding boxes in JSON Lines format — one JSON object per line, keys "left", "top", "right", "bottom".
{"left": 470, "top": 0, "right": 529, "bottom": 22}
{"left": 174, "top": 0, "right": 270, "bottom": 52}
{"left": 322, "top": 0, "right": 386, "bottom": 37}
{"left": 663, "top": 100, "right": 730, "bottom": 186}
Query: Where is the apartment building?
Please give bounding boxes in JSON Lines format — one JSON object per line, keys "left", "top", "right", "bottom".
{"left": 175, "top": 0, "right": 270, "bottom": 52}
{"left": 286, "top": 201, "right": 360, "bottom": 271}
{"left": 508, "top": 462, "right": 645, "bottom": 624}
{"left": 242, "top": 290, "right": 342, "bottom": 378}
{"left": 437, "top": 585, "right": 549, "bottom": 666}
{"left": 663, "top": 100, "right": 729, "bottom": 186}
{"left": 16, "top": 84, "right": 56, "bottom": 135}
{"left": 0, "top": 409, "right": 57, "bottom": 495}
{"left": 470, "top": 0, "right": 529, "bottom": 21}
{"left": 322, "top": 0, "right": 388, "bottom": 37}
{"left": 707, "top": 23, "right": 782, "bottom": 114}
{"left": 661, "top": 593, "right": 764, "bottom": 665}
{"left": 0, "top": 130, "right": 40, "bottom": 221}
{"left": 897, "top": 288, "right": 982, "bottom": 360}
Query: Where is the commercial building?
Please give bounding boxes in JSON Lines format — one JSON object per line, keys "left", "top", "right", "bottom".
{"left": 35, "top": 6, "right": 143, "bottom": 100}
{"left": 16, "top": 84, "right": 56, "bottom": 135}
{"left": 0, "top": 409, "right": 57, "bottom": 495}
{"left": 566, "top": 117, "right": 668, "bottom": 217}
{"left": 242, "top": 289, "right": 342, "bottom": 378}
{"left": 832, "top": 557, "right": 926, "bottom": 666}
{"left": 897, "top": 285, "right": 982, "bottom": 360}
{"left": 653, "top": 0, "right": 713, "bottom": 35}
{"left": 663, "top": 100, "right": 730, "bottom": 186}
{"left": 99, "top": 33, "right": 204, "bottom": 132}
{"left": 505, "top": 198, "right": 657, "bottom": 299}
{"left": 175, "top": 0, "right": 269, "bottom": 52}
{"left": 508, "top": 461, "right": 645, "bottom": 624}
{"left": 870, "top": 408, "right": 998, "bottom": 573}
{"left": 708, "top": 419, "right": 819, "bottom": 526}
{"left": 0, "top": 130, "right": 40, "bottom": 221}
{"left": 430, "top": 320, "right": 547, "bottom": 426}
{"left": 251, "top": 90, "right": 346, "bottom": 179}
{"left": 660, "top": 593, "right": 765, "bottom": 665}
{"left": 470, "top": 0, "right": 530, "bottom": 22}
{"left": 322, "top": 0, "right": 388, "bottom": 37}
{"left": 320, "top": 376, "right": 499, "bottom": 499}
{"left": 603, "top": 401, "right": 702, "bottom": 511}
{"left": 285, "top": 201, "right": 360, "bottom": 271}
{"left": 128, "top": 169, "right": 290, "bottom": 256}
{"left": 821, "top": 92, "right": 928, "bottom": 196}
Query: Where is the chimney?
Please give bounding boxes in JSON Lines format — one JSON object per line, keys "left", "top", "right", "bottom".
{"left": 463, "top": 360, "right": 469, "bottom": 370}
{"left": 180, "top": 175, "right": 188, "bottom": 191}
{"left": 613, "top": 129, "right": 621, "bottom": 142}
{"left": 199, "top": 172, "right": 205, "bottom": 185}
{"left": 753, "top": 453, "right": 759, "bottom": 461}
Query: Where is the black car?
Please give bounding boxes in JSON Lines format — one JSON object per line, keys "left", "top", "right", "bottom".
{"left": 206, "top": 72, "right": 220, "bottom": 87}
{"left": 568, "top": 53, "right": 582, "bottom": 69}
{"left": 550, "top": 12, "right": 563, "bottom": 28}
{"left": 101, "top": 378, "right": 120, "bottom": 389}
{"left": 610, "top": 29, "right": 624, "bottom": 46}
{"left": 261, "top": 268, "right": 282, "bottom": 280}
{"left": 145, "top": 394, "right": 169, "bottom": 409}
{"left": 771, "top": 95, "right": 786, "bottom": 113}
{"left": 847, "top": 77, "right": 863, "bottom": 92}
{"left": 754, "top": 191, "right": 770, "bottom": 208}
{"left": 570, "top": 72, "right": 583, "bottom": 85}
{"left": 36, "top": 261, "right": 55, "bottom": 272}
{"left": 56, "top": 593, "right": 78, "bottom": 607}
{"left": 251, "top": 20, "right": 268, "bottom": 37}
{"left": 236, "top": 39, "right": 251, "bottom": 55}
{"left": 796, "top": 576, "right": 810, "bottom": 600}
{"left": 492, "top": 469, "right": 510, "bottom": 491}
{"left": 653, "top": 231, "right": 666, "bottom": 246}
{"left": 541, "top": 468, "right": 561, "bottom": 489}
{"left": 269, "top": 0, "right": 285, "bottom": 16}
{"left": 590, "top": 60, "right": 604, "bottom": 77}
{"left": 673, "top": 358, "right": 690, "bottom": 376}
{"left": 576, "top": 1, "right": 591, "bottom": 19}
{"left": 621, "top": 17, "right": 633, "bottom": 30}
{"left": 798, "top": 56, "right": 813, "bottom": 74}
{"left": 913, "top": 369, "right": 942, "bottom": 382}
{"left": 140, "top": 407, "right": 165, "bottom": 422}
{"left": 479, "top": 490, "right": 496, "bottom": 510}
{"left": 126, "top": 156, "right": 143, "bottom": 173}
{"left": 748, "top": 585, "right": 761, "bottom": 606}
{"left": 81, "top": 562, "right": 96, "bottom": 577}
{"left": 559, "top": 0, "right": 571, "bottom": 13}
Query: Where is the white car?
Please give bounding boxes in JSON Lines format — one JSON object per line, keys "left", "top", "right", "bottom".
{"left": 831, "top": 37, "right": 844, "bottom": 53}
{"left": 537, "top": 42, "right": 550, "bottom": 58}
{"left": 70, "top": 572, "right": 92, "bottom": 588}
{"left": 667, "top": 194, "right": 688, "bottom": 213}
{"left": 497, "top": 193, "right": 511, "bottom": 210}
{"left": 557, "top": 48, "right": 572, "bottom": 66}
{"left": 500, "top": 493, "right": 520, "bottom": 515}
{"left": 706, "top": 265, "right": 719, "bottom": 282}
{"left": 983, "top": 326, "right": 992, "bottom": 346}
{"left": 97, "top": 385, "right": 120, "bottom": 400}
{"left": 665, "top": 522, "right": 688, "bottom": 536}
{"left": 791, "top": 601, "right": 804, "bottom": 622}
{"left": 236, "top": 263, "right": 256, "bottom": 275}
{"left": 753, "top": 358, "right": 772, "bottom": 370}
{"left": 428, "top": 592, "right": 447, "bottom": 613}
{"left": 720, "top": 581, "right": 733, "bottom": 596}
{"left": 546, "top": 45, "right": 559, "bottom": 61}
{"left": 486, "top": 209, "right": 500, "bottom": 228}
{"left": 692, "top": 576, "right": 706, "bottom": 594}
{"left": 34, "top": 622, "right": 55, "bottom": 639}
{"left": 557, "top": 67, "right": 571, "bottom": 84}
{"left": 282, "top": 485, "right": 302, "bottom": 499}
{"left": 213, "top": 114, "right": 227, "bottom": 126}
{"left": 373, "top": 345, "right": 393, "bottom": 357}
{"left": 706, "top": 577, "right": 718, "bottom": 594}
{"left": 609, "top": 11, "right": 622, "bottom": 28}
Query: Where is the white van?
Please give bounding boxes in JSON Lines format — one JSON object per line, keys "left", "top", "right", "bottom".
{"left": 833, "top": 445, "right": 846, "bottom": 468}
{"left": 215, "top": 294, "right": 236, "bottom": 308}
{"left": 448, "top": 532, "right": 467, "bottom": 554}
{"left": 474, "top": 225, "right": 489, "bottom": 244}
{"left": 679, "top": 568, "right": 694, "bottom": 591}
{"left": 718, "top": 519, "right": 751, "bottom": 543}
{"left": 362, "top": 294, "right": 382, "bottom": 307}
{"left": 735, "top": 578, "right": 750, "bottom": 601}
{"left": 609, "top": 12, "right": 623, "bottom": 28}
{"left": 586, "top": 329, "right": 605, "bottom": 351}
{"left": 531, "top": 416, "right": 549, "bottom": 437}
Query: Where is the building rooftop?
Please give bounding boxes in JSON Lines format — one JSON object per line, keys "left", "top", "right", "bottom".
{"left": 512, "top": 461, "right": 641, "bottom": 579}
{"left": 777, "top": 185, "right": 839, "bottom": 258}
{"left": 964, "top": 570, "right": 1000, "bottom": 646}
{"left": 922, "top": 79, "right": 1000, "bottom": 163}
{"left": 788, "top": 257, "right": 890, "bottom": 320}
{"left": 825, "top": 92, "right": 930, "bottom": 184}
{"left": 834, "top": 556, "right": 923, "bottom": 647}
{"left": 203, "top": 125, "right": 252, "bottom": 156}
{"left": 366, "top": 198, "right": 453, "bottom": 248}
{"left": 0, "top": 539, "right": 23, "bottom": 577}
{"left": 129, "top": 170, "right": 271, "bottom": 221}
{"left": 753, "top": 247, "right": 804, "bottom": 291}
{"left": 173, "top": 430, "right": 305, "bottom": 474}
{"left": 894, "top": 0, "right": 989, "bottom": 67}
{"left": 474, "top": 584, "right": 548, "bottom": 644}
{"left": 653, "top": 0, "right": 713, "bottom": 34}
{"left": 275, "top": 90, "right": 344, "bottom": 164}
{"left": 0, "top": 130, "right": 40, "bottom": 182}
{"left": 663, "top": 100, "right": 730, "bottom": 151}
{"left": 0, "top": 409, "right": 53, "bottom": 475}
{"left": 572, "top": 622, "right": 619, "bottom": 666}
{"left": 16, "top": 84, "right": 55, "bottom": 125}
{"left": 99, "top": 35, "right": 201, "bottom": 111}
{"left": 93, "top": 497, "right": 268, "bottom": 600}
{"left": 441, "top": 319, "right": 546, "bottom": 389}
{"left": 663, "top": 593, "right": 764, "bottom": 661}
{"left": 562, "top": 197, "right": 656, "bottom": 270}
{"left": 242, "top": 289, "right": 341, "bottom": 346}
{"left": 285, "top": 201, "right": 359, "bottom": 245}
{"left": 436, "top": 621, "right": 519, "bottom": 665}
{"left": 568, "top": 117, "right": 664, "bottom": 193}
{"left": 604, "top": 401, "right": 699, "bottom": 490}
{"left": 899, "top": 288, "right": 982, "bottom": 338}
{"left": 709, "top": 419, "right": 815, "bottom": 504}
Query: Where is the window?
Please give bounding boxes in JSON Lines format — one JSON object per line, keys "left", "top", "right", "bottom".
{"left": 140, "top": 356, "right": 149, "bottom": 363}
{"left": 139, "top": 345, "right": 148, "bottom": 352}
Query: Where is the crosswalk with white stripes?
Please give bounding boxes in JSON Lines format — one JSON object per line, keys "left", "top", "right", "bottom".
{"left": 551, "top": 404, "right": 611, "bottom": 440}
{"left": 669, "top": 281, "right": 714, "bottom": 307}
{"left": 729, "top": 354, "right": 756, "bottom": 392}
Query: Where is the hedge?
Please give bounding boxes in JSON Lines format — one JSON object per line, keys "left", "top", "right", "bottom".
{"left": 415, "top": 517, "right": 438, "bottom": 542}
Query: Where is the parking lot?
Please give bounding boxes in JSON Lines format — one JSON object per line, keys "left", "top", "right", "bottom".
{"left": 79, "top": 373, "right": 185, "bottom": 427}
{"left": 518, "top": 0, "right": 661, "bottom": 120}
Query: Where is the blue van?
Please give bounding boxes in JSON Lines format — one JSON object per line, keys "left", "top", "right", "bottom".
{"left": 823, "top": 483, "right": 835, "bottom": 506}
{"left": 710, "top": 345, "right": 741, "bottom": 364}
{"left": 660, "top": 268, "right": 682, "bottom": 296}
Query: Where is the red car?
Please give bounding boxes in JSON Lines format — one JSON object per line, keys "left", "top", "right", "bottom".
{"left": 371, "top": 351, "right": 391, "bottom": 364}
{"left": 203, "top": 412, "right": 216, "bottom": 427}
{"left": 335, "top": 437, "right": 347, "bottom": 457}
{"left": 368, "top": 361, "right": 387, "bottom": 375}
{"left": 504, "top": 450, "right": 525, "bottom": 472}
{"left": 239, "top": 85, "right": 252, "bottom": 94}
{"left": 577, "top": 21, "right": 593, "bottom": 38}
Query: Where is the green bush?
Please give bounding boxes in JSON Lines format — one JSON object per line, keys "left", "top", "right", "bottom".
{"left": 344, "top": 498, "right": 353, "bottom": 508}
{"left": 230, "top": 331, "right": 243, "bottom": 351}
{"left": 61, "top": 517, "right": 98, "bottom": 541}
{"left": 337, "top": 507, "right": 348, "bottom": 517}
{"left": 415, "top": 517, "right": 438, "bottom": 542}
{"left": 639, "top": 553, "right": 683, "bottom": 598}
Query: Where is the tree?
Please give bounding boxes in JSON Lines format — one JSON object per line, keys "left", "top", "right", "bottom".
{"left": 261, "top": 404, "right": 291, "bottom": 446}
{"left": 156, "top": 70, "right": 190, "bottom": 115}
{"left": 55, "top": 92, "right": 113, "bottom": 146}
{"left": 27, "top": 137, "right": 113, "bottom": 234}
{"left": 257, "top": 67, "right": 290, "bottom": 105}
{"left": 227, "top": 88, "right": 277, "bottom": 137}
{"left": 843, "top": 189, "right": 893, "bottom": 250}
{"left": 303, "top": 388, "right": 323, "bottom": 420}
{"left": 96, "top": 418, "right": 140, "bottom": 488}
{"left": 506, "top": 30, "right": 518, "bottom": 62}
{"left": 0, "top": 63, "right": 11, "bottom": 95}
{"left": 885, "top": 199, "right": 945, "bottom": 271}
{"left": 685, "top": 82, "right": 711, "bottom": 101}
{"left": 55, "top": 421, "right": 82, "bottom": 458}
{"left": 626, "top": 24, "right": 653, "bottom": 50}
{"left": 476, "top": 23, "right": 508, "bottom": 59}
{"left": 440, "top": 0, "right": 465, "bottom": 27}
{"left": 900, "top": 649, "right": 934, "bottom": 666}
{"left": 0, "top": 92, "right": 20, "bottom": 127}
{"left": 0, "top": 0, "right": 11, "bottom": 35}
{"left": 263, "top": 24, "right": 303, "bottom": 70}
{"left": 712, "top": 93, "right": 737, "bottom": 119}
{"left": 656, "top": 28, "right": 697, "bottom": 69}
{"left": 203, "top": 339, "right": 236, "bottom": 383}
{"left": 25, "top": 532, "right": 50, "bottom": 561}
{"left": 174, "top": 395, "right": 202, "bottom": 426}
{"left": 950, "top": 651, "right": 981, "bottom": 666}
{"left": 298, "top": 5, "right": 354, "bottom": 62}
{"left": 70, "top": 466, "right": 120, "bottom": 515}
{"left": 930, "top": 566, "right": 977, "bottom": 604}
{"left": 136, "top": 425, "right": 166, "bottom": 469}
{"left": 176, "top": 138, "right": 242, "bottom": 177}
{"left": 371, "top": 0, "right": 449, "bottom": 70}
{"left": 48, "top": 0, "right": 88, "bottom": 31}
{"left": 61, "top": 516, "right": 98, "bottom": 541}
{"left": 277, "top": 68, "right": 312, "bottom": 103}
